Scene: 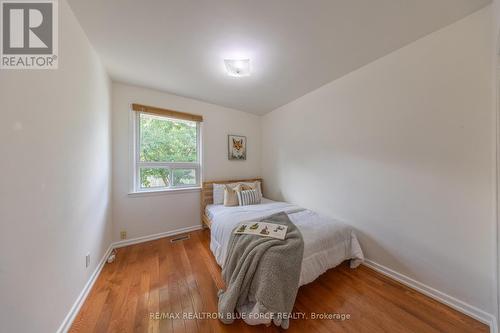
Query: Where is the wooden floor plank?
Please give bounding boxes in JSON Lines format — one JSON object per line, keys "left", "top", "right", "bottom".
{"left": 69, "top": 229, "right": 489, "bottom": 333}
{"left": 146, "top": 245, "right": 160, "bottom": 333}
{"left": 159, "top": 236, "right": 175, "bottom": 333}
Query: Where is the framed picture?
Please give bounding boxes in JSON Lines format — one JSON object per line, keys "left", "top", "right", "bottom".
{"left": 228, "top": 134, "right": 247, "bottom": 160}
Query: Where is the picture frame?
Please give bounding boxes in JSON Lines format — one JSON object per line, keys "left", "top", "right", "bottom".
{"left": 228, "top": 134, "right": 247, "bottom": 160}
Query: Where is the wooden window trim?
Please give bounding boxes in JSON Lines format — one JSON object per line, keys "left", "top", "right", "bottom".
{"left": 131, "top": 103, "right": 203, "bottom": 122}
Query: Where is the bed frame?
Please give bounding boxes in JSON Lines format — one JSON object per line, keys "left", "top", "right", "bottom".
{"left": 201, "top": 178, "right": 263, "bottom": 229}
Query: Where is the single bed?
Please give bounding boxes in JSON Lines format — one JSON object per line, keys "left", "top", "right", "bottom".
{"left": 201, "top": 179, "right": 364, "bottom": 286}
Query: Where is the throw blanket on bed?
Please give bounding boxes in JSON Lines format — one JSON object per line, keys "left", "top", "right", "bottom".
{"left": 218, "top": 212, "right": 304, "bottom": 329}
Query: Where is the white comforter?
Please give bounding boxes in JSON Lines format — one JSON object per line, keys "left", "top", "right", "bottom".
{"left": 208, "top": 198, "right": 364, "bottom": 286}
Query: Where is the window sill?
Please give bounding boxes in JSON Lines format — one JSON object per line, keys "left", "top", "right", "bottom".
{"left": 128, "top": 187, "right": 201, "bottom": 197}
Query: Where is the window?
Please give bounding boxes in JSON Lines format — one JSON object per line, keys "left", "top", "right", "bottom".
{"left": 132, "top": 105, "right": 202, "bottom": 192}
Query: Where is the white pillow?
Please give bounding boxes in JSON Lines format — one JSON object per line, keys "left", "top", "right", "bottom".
{"left": 253, "top": 181, "right": 263, "bottom": 199}
{"left": 212, "top": 183, "right": 226, "bottom": 205}
{"left": 212, "top": 181, "right": 262, "bottom": 205}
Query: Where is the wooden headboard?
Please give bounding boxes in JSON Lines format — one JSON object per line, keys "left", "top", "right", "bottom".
{"left": 201, "top": 178, "right": 263, "bottom": 228}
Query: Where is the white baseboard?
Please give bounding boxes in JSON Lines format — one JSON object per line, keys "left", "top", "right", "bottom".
{"left": 112, "top": 224, "right": 203, "bottom": 248}
{"left": 56, "top": 244, "right": 113, "bottom": 333}
{"left": 57, "top": 224, "right": 203, "bottom": 332}
{"left": 363, "top": 259, "right": 498, "bottom": 333}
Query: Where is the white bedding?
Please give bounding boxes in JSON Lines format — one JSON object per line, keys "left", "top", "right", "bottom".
{"left": 208, "top": 198, "right": 364, "bottom": 286}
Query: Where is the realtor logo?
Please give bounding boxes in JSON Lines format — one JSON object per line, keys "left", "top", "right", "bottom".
{"left": 1, "top": 0, "right": 58, "bottom": 69}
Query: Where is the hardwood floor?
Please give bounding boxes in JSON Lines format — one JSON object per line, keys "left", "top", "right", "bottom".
{"left": 70, "top": 229, "right": 488, "bottom": 333}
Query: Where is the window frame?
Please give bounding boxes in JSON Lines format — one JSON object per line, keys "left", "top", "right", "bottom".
{"left": 131, "top": 110, "right": 202, "bottom": 193}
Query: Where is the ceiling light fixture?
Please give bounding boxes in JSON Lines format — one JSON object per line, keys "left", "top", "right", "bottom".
{"left": 224, "top": 59, "right": 250, "bottom": 77}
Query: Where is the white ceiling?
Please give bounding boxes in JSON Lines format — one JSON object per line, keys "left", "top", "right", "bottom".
{"left": 67, "top": 0, "right": 490, "bottom": 115}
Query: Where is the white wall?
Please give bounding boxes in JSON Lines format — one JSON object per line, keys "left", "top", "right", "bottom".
{"left": 0, "top": 1, "right": 112, "bottom": 332}
{"left": 492, "top": 0, "right": 500, "bottom": 327}
{"left": 112, "top": 83, "right": 261, "bottom": 241}
{"left": 262, "top": 6, "right": 496, "bottom": 317}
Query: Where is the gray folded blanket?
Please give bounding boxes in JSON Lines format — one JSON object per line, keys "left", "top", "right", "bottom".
{"left": 218, "top": 212, "right": 304, "bottom": 329}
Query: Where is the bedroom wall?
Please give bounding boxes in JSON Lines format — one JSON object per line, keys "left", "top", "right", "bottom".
{"left": 492, "top": 0, "right": 500, "bottom": 328}
{"left": 0, "top": 1, "right": 112, "bottom": 333}
{"left": 112, "top": 82, "right": 261, "bottom": 241}
{"left": 262, "top": 6, "right": 497, "bottom": 318}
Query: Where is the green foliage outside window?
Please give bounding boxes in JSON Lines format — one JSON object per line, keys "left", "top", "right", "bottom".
{"left": 139, "top": 114, "right": 197, "bottom": 188}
